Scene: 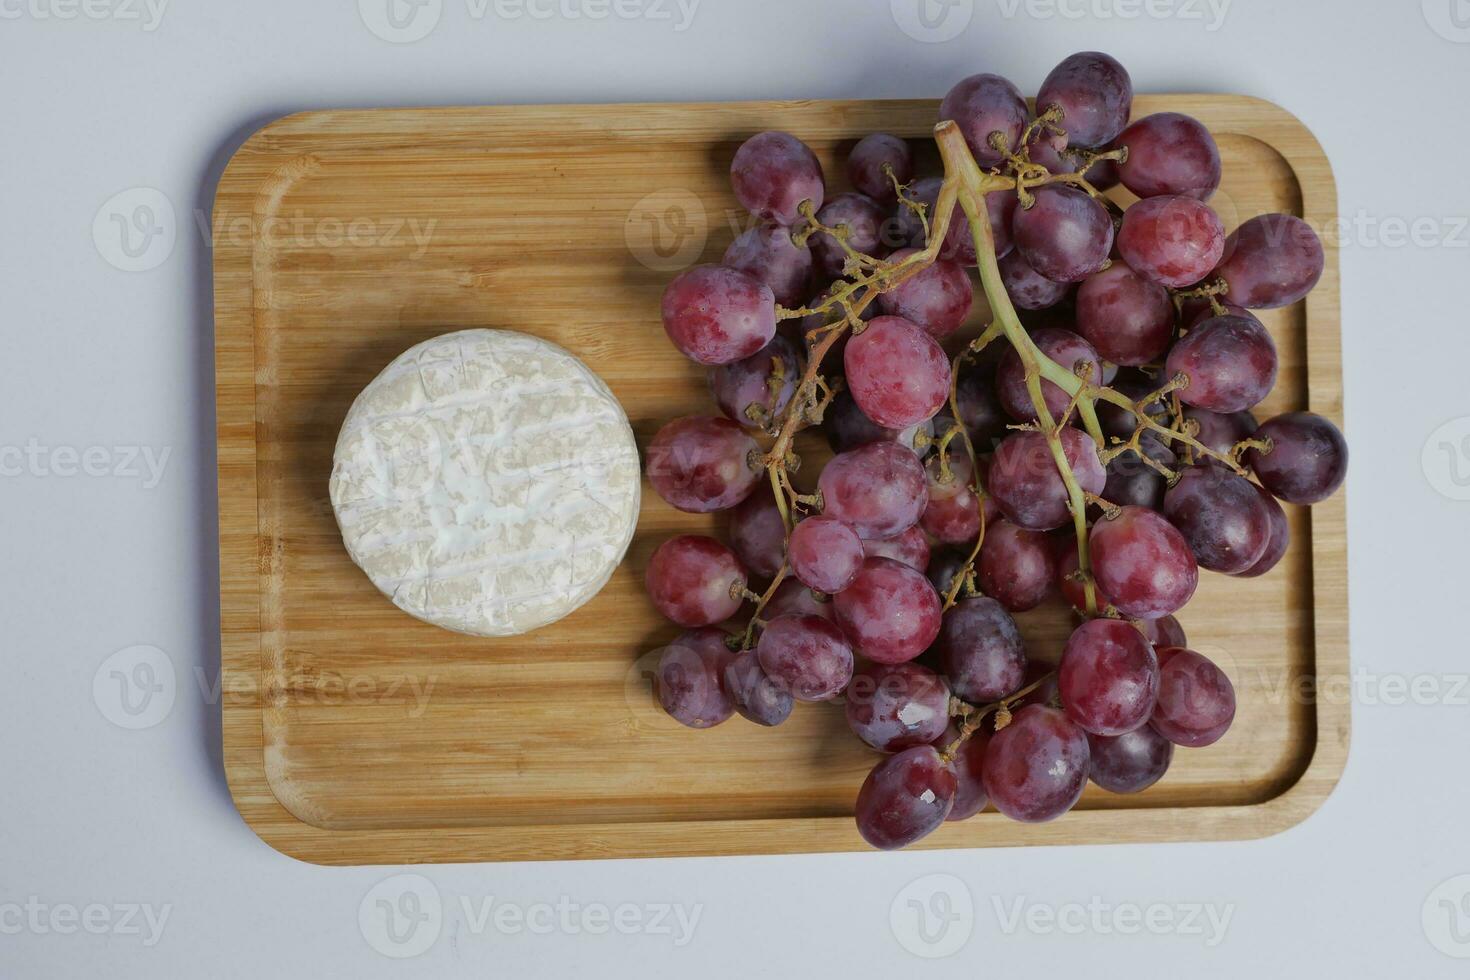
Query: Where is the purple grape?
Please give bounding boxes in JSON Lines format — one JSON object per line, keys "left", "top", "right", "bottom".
{"left": 1116, "top": 195, "right": 1225, "bottom": 288}
{"left": 1087, "top": 727, "right": 1173, "bottom": 793}
{"left": 1056, "top": 545, "right": 1107, "bottom": 612}
{"left": 1116, "top": 113, "right": 1221, "bottom": 200}
{"left": 1096, "top": 371, "right": 1170, "bottom": 441}
{"left": 982, "top": 704, "right": 1090, "bottom": 823}
{"left": 1166, "top": 314, "right": 1278, "bottom": 413}
{"left": 854, "top": 744, "right": 957, "bottom": 849}
{"left": 1247, "top": 411, "right": 1348, "bottom": 504}
{"left": 646, "top": 535, "right": 747, "bottom": 628}
{"left": 937, "top": 596, "right": 1027, "bottom": 703}
{"left": 846, "top": 662, "right": 952, "bottom": 752}
{"left": 977, "top": 520, "right": 1058, "bottom": 613}
{"left": 1151, "top": 647, "right": 1235, "bottom": 747}
{"left": 1215, "top": 213, "right": 1325, "bottom": 309}
{"left": 765, "top": 578, "right": 835, "bottom": 622}
{"left": 645, "top": 415, "right": 762, "bottom": 513}
{"left": 656, "top": 628, "right": 735, "bottom": 729}
{"left": 996, "top": 327, "right": 1103, "bottom": 422}
{"left": 920, "top": 452, "right": 982, "bottom": 546}
{"left": 895, "top": 177, "right": 1015, "bottom": 265}
{"left": 723, "top": 647, "right": 795, "bottom": 726}
{"left": 1058, "top": 619, "right": 1160, "bottom": 736}
{"left": 728, "top": 484, "right": 786, "bottom": 581}
{"left": 1012, "top": 185, "right": 1115, "bottom": 283}
{"left": 1027, "top": 131, "right": 1121, "bottom": 190}
{"left": 788, "top": 515, "right": 865, "bottom": 594}
{"left": 823, "top": 389, "right": 930, "bottom": 457}
{"left": 847, "top": 134, "right": 913, "bottom": 205}
{"left": 1088, "top": 505, "right": 1199, "bottom": 619}
{"left": 1140, "top": 615, "right": 1187, "bottom": 649}
{"left": 833, "top": 557, "right": 943, "bottom": 665}
{"left": 811, "top": 192, "right": 890, "bottom": 279}
{"left": 1237, "top": 483, "right": 1289, "bottom": 578}
{"left": 862, "top": 525, "right": 930, "bottom": 572}
{"left": 940, "top": 73, "right": 1029, "bottom": 169}
{"left": 1163, "top": 465, "right": 1273, "bottom": 574}
{"left": 954, "top": 363, "right": 1008, "bottom": 449}
{"left": 1183, "top": 406, "right": 1258, "bottom": 463}
{"left": 661, "top": 265, "right": 777, "bottom": 365}
{"left": 876, "top": 248, "right": 973, "bottom": 339}
{"left": 1101, "top": 433, "right": 1176, "bottom": 511}
{"left": 730, "top": 131, "right": 825, "bottom": 227}
{"left": 756, "top": 613, "right": 853, "bottom": 702}
{"left": 1076, "top": 262, "right": 1174, "bottom": 367}
{"left": 844, "top": 316, "right": 951, "bottom": 429}
{"left": 926, "top": 548, "right": 969, "bottom": 600}
{"left": 1036, "top": 51, "right": 1133, "bottom": 149}
{"left": 819, "top": 442, "right": 927, "bottom": 540}
{"left": 942, "top": 725, "right": 990, "bottom": 820}
{"left": 998, "top": 249, "right": 1073, "bottom": 310}
{"left": 988, "top": 428, "right": 1106, "bottom": 531}
{"left": 722, "top": 224, "right": 813, "bottom": 308}
{"left": 708, "top": 332, "right": 800, "bottom": 430}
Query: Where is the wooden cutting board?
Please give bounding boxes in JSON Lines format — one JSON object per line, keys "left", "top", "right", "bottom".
{"left": 214, "top": 95, "right": 1346, "bottom": 865}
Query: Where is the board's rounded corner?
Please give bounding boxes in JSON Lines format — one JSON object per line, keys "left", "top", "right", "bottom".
{"left": 211, "top": 110, "right": 322, "bottom": 227}
{"left": 1235, "top": 712, "right": 1352, "bottom": 844}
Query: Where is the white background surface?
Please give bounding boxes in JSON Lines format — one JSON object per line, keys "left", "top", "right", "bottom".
{"left": 4, "top": 0, "right": 1470, "bottom": 975}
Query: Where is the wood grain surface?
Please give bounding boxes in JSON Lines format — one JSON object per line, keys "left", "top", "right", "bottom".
{"left": 213, "top": 95, "right": 1347, "bottom": 865}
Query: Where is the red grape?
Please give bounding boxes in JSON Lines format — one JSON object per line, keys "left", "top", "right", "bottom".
{"left": 1151, "top": 647, "right": 1236, "bottom": 747}
{"left": 982, "top": 704, "right": 1090, "bottom": 823}
{"left": 1139, "top": 614, "right": 1187, "bottom": 649}
{"left": 824, "top": 389, "right": 931, "bottom": 457}
{"left": 730, "top": 131, "right": 825, "bottom": 227}
{"left": 854, "top": 744, "right": 957, "bottom": 849}
{"left": 896, "top": 177, "right": 1015, "bottom": 265}
{"left": 940, "top": 73, "right": 1029, "bottom": 169}
{"left": 920, "top": 452, "right": 982, "bottom": 546}
{"left": 788, "top": 515, "right": 865, "bottom": 594}
{"left": 833, "top": 557, "right": 943, "bottom": 664}
{"left": 988, "top": 428, "right": 1106, "bottom": 531}
{"left": 708, "top": 332, "right": 800, "bottom": 429}
{"left": 1215, "top": 213, "right": 1325, "bottom": 309}
{"left": 844, "top": 316, "right": 951, "bottom": 429}
{"left": 977, "top": 520, "right": 1058, "bottom": 612}
{"left": 1027, "top": 131, "right": 1121, "bottom": 190}
{"left": 656, "top": 627, "right": 735, "bottom": 729}
{"left": 847, "top": 134, "right": 913, "bottom": 205}
{"left": 765, "top": 578, "right": 835, "bottom": 622}
{"left": 1075, "top": 263, "right": 1174, "bottom": 367}
{"left": 811, "top": 192, "right": 890, "bottom": 279}
{"left": 722, "top": 224, "right": 812, "bottom": 308}
{"left": 1116, "top": 195, "right": 1225, "bottom": 288}
{"left": 661, "top": 265, "right": 777, "bottom": 365}
{"left": 942, "top": 725, "right": 990, "bottom": 820}
{"left": 846, "top": 662, "right": 952, "bottom": 752}
{"left": 723, "top": 647, "right": 794, "bottom": 727}
{"left": 1012, "top": 185, "right": 1115, "bottom": 283}
{"left": 646, "top": 535, "right": 748, "bottom": 627}
{"left": 862, "top": 525, "right": 930, "bottom": 571}
{"left": 998, "top": 249, "right": 1073, "bottom": 310}
{"left": 997, "top": 327, "right": 1103, "bottom": 422}
{"left": 1163, "top": 465, "right": 1272, "bottom": 574}
{"left": 1166, "top": 314, "right": 1278, "bottom": 413}
{"left": 1058, "top": 619, "right": 1160, "bottom": 736}
{"left": 1183, "top": 406, "right": 1258, "bottom": 463}
{"left": 1096, "top": 371, "right": 1169, "bottom": 440}
{"left": 1037, "top": 51, "right": 1133, "bottom": 149}
{"left": 729, "top": 484, "right": 786, "bottom": 581}
{"left": 1087, "top": 727, "right": 1173, "bottom": 793}
{"left": 1237, "top": 483, "right": 1289, "bottom": 578}
{"left": 756, "top": 613, "right": 853, "bottom": 702}
{"left": 937, "top": 596, "right": 1027, "bottom": 703}
{"left": 1115, "top": 112, "right": 1221, "bottom": 200}
{"left": 1056, "top": 545, "right": 1109, "bottom": 612}
{"left": 1247, "top": 411, "right": 1348, "bottom": 504}
{"left": 1101, "top": 433, "right": 1176, "bottom": 511}
{"left": 818, "top": 440, "right": 928, "bottom": 539}
{"left": 876, "top": 248, "right": 973, "bottom": 339}
{"left": 1088, "top": 505, "right": 1199, "bottom": 619}
{"left": 927, "top": 548, "right": 969, "bottom": 600}
{"left": 954, "top": 363, "right": 1008, "bottom": 449}
{"left": 645, "top": 415, "right": 761, "bottom": 513}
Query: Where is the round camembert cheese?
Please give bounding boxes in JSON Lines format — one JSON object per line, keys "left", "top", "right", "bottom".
{"left": 329, "top": 329, "right": 641, "bottom": 637}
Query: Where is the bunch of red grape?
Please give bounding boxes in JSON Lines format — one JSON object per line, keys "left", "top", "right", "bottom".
{"left": 644, "top": 51, "right": 1348, "bottom": 851}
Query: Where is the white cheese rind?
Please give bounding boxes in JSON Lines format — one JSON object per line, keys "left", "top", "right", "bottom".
{"left": 329, "top": 329, "right": 640, "bottom": 637}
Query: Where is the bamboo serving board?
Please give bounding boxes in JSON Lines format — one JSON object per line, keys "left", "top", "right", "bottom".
{"left": 214, "top": 95, "right": 1346, "bottom": 865}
